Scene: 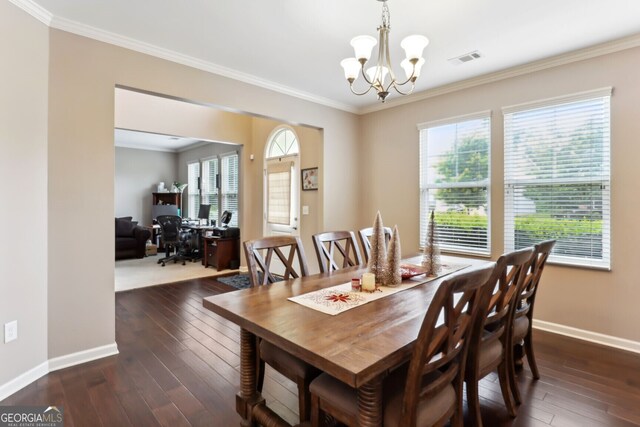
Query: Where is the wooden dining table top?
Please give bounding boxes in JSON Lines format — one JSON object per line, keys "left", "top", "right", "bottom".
{"left": 203, "top": 255, "right": 490, "bottom": 389}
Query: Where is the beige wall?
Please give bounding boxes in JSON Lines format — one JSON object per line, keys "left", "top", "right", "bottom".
{"left": 360, "top": 47, "right": 640, "bottom": 341}
{"left": 247, "top": 118, "right": 324, "bottom": 273}
{"left": 47, "top": 29, "right": 360, "bottom": 359}
{"left": 0, "top": 3, "right": 49, "bottom": 385}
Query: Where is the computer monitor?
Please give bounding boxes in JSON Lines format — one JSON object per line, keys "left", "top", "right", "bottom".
{"left": 152, "top": 204, "right": 179, "bottom": 219}
{"left": 198, "top": 204, "right": 211, "bottom": 220}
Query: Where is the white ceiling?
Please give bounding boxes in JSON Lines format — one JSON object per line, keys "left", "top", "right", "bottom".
{"left": 28, "top": 0, "right": 640, "bottom": 110}
{"left": 114, "top": 128, "right": 210, "bottom": 152}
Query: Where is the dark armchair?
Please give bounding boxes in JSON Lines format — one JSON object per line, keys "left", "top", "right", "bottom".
{"left": 115, "top": 216, "right": 151, "bottom": 260}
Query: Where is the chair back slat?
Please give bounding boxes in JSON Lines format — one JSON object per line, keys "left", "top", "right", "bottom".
{"left": 243, "top": 236, "right": 309, "bottom": 287}
{"left": 399, "top": 263, "right": 496, "bottom": 427}
{"left": 358, "top": 227, "right": 392, "bottom": 263}
{"left": 312, "top": 231, "right": 363, "bottom": 273}
{"left": 516, "top": 240, "right": 556, "bottom": 319}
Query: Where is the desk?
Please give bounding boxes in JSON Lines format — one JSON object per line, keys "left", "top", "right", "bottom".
{"left": 203, "top": 236, "right": 240, "bottom": 270}
{"left": 203, "top": 255, "right": 489, "bottom": 426}
{"left": 180, "top": 224, "right": 215, "bottom": 261}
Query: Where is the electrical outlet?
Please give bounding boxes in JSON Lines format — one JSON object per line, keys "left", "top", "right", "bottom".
{"left": 302, "top": 205, "right": 310, "bottom": 215}
{"left": 4, "top": 320, "right": 17, "bottom": 343}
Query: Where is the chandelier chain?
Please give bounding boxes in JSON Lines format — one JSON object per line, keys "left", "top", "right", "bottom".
{"left": 381, "top": 2, "right": 390, "bottom": 28}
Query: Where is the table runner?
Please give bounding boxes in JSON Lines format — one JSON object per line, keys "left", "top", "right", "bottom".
{"left": 288, "top": 262, "right": 469, "bottom": 315}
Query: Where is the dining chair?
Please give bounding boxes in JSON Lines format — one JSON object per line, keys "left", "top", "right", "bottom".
{"left": 312, "top": 230, "right": 363, "bottom": 273}
{"left": 508, "top": 240, "right": 556, "bottom": 404}
{"left": 358, "top": 226, "right": 392, "bottom": 263}
{"left": 465, "top": 247, "right": 534, "bottom": 426}
{"left": 242, "top": 235, "right": 319, "bottom": 422}
{"left": 309, "top": 263, "right": 497, "bottom": 427}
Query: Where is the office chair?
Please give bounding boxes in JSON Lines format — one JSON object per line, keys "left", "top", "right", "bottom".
{"left": 156, "top": 215, "right": 190, "bottom": 266}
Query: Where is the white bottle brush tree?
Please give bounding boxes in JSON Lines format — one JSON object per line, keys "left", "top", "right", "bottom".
{"left": 422, "top": 210, "right": 441, "bottom": 276}
{"left": 383, "top": 225, "right": 402, "bottom": 286}
{"left": 367, "top": 211, "right": 387, "bottom": 281}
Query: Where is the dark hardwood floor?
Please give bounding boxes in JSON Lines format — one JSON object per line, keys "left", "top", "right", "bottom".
{"left": 2, "top": 277, "right": 640, "bottom": 426}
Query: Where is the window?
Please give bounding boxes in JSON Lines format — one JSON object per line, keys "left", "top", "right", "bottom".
{"left": 418, "top": 112, "right": 491, "bottom": 255}
{"left": 221, "top": 152, "right": 239, "bottom": 227}
{"left": 187, "top": 162, "right": 200, "bottom": 218}
{"left": 186, "top": 150, "right": 240, "bottom": 226}
{"left": 202, "top": 157, "right": 219, "bottom": 222}
{"left": 503, "top": 88, "right": 611, "bottom": 269}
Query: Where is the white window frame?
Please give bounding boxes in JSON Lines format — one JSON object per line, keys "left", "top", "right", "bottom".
{"left": 186, "top": 150, "right": 240, "bottom": 227}
{"left": 502, "top": 87, "right": 612, "bottom": 270}
{"left": 417, "top": 111, "right": 492, "bottom": 256}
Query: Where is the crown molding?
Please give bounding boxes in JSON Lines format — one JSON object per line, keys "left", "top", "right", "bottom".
{"left": 46, "top": 15, "right": 358, "bottom": 114}
{"left": 359, "top": 32, "right": 640, "bottom": 115}
{"left": 8, "top": 0, "right": 53, "bottom": 25}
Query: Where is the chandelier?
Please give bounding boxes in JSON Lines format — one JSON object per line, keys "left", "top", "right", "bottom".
{"left": 340, "top": 0, "right": 429, "bottom": 103}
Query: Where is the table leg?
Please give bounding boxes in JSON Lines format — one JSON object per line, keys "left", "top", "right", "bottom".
{"left": 237, "top": 328, "right": 264, "bottom": 427}
{"left": 357, "top": 376, "right": 383, "bottom": 427}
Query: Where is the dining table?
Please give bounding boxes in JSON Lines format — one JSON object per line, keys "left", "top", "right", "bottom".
{"left": 202, "top": 255, "right": 490, "bottom": 427}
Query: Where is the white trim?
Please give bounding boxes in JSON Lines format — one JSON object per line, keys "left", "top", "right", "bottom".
{"left": 7, "top": 0, "right": 53, "bottom": 25}
{"left": 114, "top": 140, "right": 177, "bottom": 153}
{"left": 533, "top": 319, "right": 640, "bottom": 355}
{"left": 360, "top": 34, "right": 640, "bottom": 115}
{"left": 417, "top": 110, "right": 492, "bottom": 130}
{"left": 0, "top": 361, "right": 48, "bottom": 401}
{"left": 502, "top": 87, "right": 613, "bottom": 114}
{"left": 47, "top": 16, "right": 357, "bottom": 114}
{"left": 48, "top": 343, "right": 119, "bottom": 372}
{"left": 10, "top": 0, "right": 640, "bottom": 115}
{"left": 0, "top": 342, "right": 118, "bottom": 401}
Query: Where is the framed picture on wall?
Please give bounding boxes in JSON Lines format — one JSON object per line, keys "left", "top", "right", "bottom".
{"left": 301, "top": 167, "right": 319, "bottom": 191}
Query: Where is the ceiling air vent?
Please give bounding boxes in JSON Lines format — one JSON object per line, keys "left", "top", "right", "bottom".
{"left": 448, "top": 51, "right": 482, "bottom": 65}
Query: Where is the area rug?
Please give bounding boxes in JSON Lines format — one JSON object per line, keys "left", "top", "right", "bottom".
{"left": 115, "top": 255, "right": 241, "bottom": 292}
{"left": 217, "top": 274, "right": 253, "bottom": 290}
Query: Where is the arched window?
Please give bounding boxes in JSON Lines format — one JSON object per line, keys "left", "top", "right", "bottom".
{"left": 266, "top": 128, "right": 299, "bottom": 159}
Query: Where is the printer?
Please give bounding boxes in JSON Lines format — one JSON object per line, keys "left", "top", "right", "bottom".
{"left": 212, "top": 226, "right": 240, "bottom": 238}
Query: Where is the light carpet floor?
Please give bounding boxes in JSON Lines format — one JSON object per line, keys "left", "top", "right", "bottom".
{"left": 115, "top": 255, "right": 241, "bottom": 292}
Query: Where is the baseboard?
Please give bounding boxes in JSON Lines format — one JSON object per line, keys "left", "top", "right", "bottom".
{"left": 0, "top": 361, "right": 49, "bottom": 402}
{"left": 49, "top": 343, "right": 119, "bottom": 372}
{"left": 0, "top": 343, "right": 119, "bottom": 402}
{"left": 533, "top": 319, "right": 640, "bottom": 354}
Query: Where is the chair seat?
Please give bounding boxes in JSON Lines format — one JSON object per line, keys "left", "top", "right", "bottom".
{"left": 479, "top": 337, "right": 504, "bottom": 374}
{"left": 513, "top": 315, "right": 529, "bottom": 341}
{"left": 310, "top": 366, "right": 456, "bottom": 427}
{"left": 260, "top": 340, "right": 316, "bottom": 380}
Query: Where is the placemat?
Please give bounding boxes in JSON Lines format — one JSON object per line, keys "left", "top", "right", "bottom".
{"left": 288, "top": 262, "right": 469, "bottom": 315}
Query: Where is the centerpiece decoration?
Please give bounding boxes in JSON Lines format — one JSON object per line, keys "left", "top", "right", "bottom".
{"left": 422, "top": 210, "right": 441, "bottom": 276}
{"left": 367, "top": 211, "right": 387, "bottom": 288}
{"left": 382, "top": 225, "right": 402, "bottom": 286}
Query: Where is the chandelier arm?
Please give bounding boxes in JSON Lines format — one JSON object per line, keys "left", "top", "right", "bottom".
{"left": 390, "top": 80, "right": 416, "bottom": 96}
{"left": 360, "top": 64, "right": 375, "bottom": 86}
{"left": 349, "top": 83, "right": 376, "bottom": 96}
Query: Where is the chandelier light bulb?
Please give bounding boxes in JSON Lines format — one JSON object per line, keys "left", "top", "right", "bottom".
{"left": 401, "top": 57, "right": 425, "bottom": 80}
{"left": 340, "top": 58, "right": 361, "bottom": 81}
{"left": 400, "top": 35, "right": 430, "bottom": 60}
{"left": 366, "top": 66, "right": 389, "bottom": 86}
{"left": 350, "top": 35, "right": 377, "bottom": 62}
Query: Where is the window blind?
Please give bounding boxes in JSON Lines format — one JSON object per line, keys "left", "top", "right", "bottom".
{"left": 503, "top": 90, "right": 611, "bottom": 269}
{"left": 202, "top": 157, "right": 219, "bottom": 223}
{"left": 419, "top": 114, "right": 491, "bottom": 255}
{"left": 221, "top": 152, "right": 239, "bottom": 227}
{"left": 187, "top": 162, "right": 200, "bottom": 218}
{"left": 267, "top": 161, "right": 293, "bottom": 225}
